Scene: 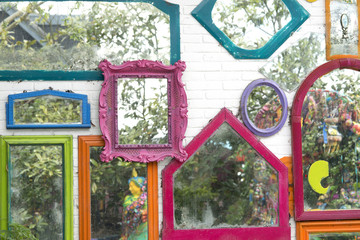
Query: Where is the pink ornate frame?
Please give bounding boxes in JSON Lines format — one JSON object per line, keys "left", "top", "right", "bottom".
{"left": 292, "top": 58, "right": 360, "bottom": 221}
{"left": 162, "top": 108, "right": 290, "bottom": 240}
{"left": 98, "top": 59, "right": 188, "bottom": 163}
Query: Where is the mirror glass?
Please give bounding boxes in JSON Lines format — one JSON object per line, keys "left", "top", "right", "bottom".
{"left": 247, "top": 85, "right": 282, "bottom": 129}
{"left": 118, "top": 77, "right": 168, "bottom": 145}
{"left": 301, "top": 68, "right": 360, "bottom": 211}
{"left": 212, "top": 0, "right": 291, "bottom": 50}
{"left": 13, "top": 95, "right": 82, "bottom": 125}
{"left": 90, "top": 147, "right": 148, "bottom": 239}
{"left": 329, "top": 0, "right": 359, "bottom": 56}
{"left": 10, "top": 145, "right": 63, "bottom": 239}
{"left": 310, "top": 232, "right": 360, "bottom": 239}
{"left": 0, "top": 1, "right": 170, "bottom": 70}
{"left": 174, "top": 123, "right": 279, "bottom": 229}
{"left": 259, "top": 32, "right": 326, "bottom": 92}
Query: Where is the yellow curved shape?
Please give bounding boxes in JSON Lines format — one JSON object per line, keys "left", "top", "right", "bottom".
{"left": 308, "top": 160, "right": 329, "bottom": 194}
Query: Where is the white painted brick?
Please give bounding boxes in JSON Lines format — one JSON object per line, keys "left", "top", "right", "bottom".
{"left": 205, "top": 90, "right": 241, "bottom": 99}
{"left": 203, "top": 52, "right": 234, "bottom": 62}
{"left": 183, "top": 25, "right": 209, "bottom": 35}
{"left": 189, "top": 99, "right": 225, "bottom": 109}
{"left": 184, "top": 43, "right": 222, "bottom": 53}
{"left": 186, "top": 80, "right": 222, "bottom": 90}
{"left": 181, "top": 52, "right": 203, "bottom": 62}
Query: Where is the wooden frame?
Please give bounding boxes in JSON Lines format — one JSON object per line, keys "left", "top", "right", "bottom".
{"left": 98, "top": 59, "right": 188, "bottom": 163}
{"left": 326, "top": 0, "right": 360, "bottom": 60}
{"left": 292, "top": 58, "right": 360, "bottom": 221}
{"left": 162, "top": 108, "right": 290, "bottom": 240}
{"left": 297, "top": 220, "right": 360, "bottom": 240}
{"left": 78, "top": 135, "right": 159, "bottom": 240}
{"left": 0, "top": 135, "right": 73, "bottom": 239}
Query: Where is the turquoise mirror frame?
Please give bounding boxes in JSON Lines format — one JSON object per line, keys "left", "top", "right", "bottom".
{"left": 0, "top": 0, "right": 180, "bottom": 81}
{"left": 191, "top": 0, "right": 310, "bottom": 59}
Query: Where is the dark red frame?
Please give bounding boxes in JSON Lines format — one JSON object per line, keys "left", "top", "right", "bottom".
{"left": 292, "top": 58, "right": 360, "bottom": 221}
{"left": 162, "top": 108, "right": 290, "bottom": 240}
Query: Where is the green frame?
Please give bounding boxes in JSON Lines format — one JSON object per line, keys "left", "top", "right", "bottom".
{"left": 0, "top": 135, "right": 73, "bottom": 239}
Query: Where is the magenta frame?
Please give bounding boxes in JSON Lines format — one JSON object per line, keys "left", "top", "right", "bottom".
{"left": 162, "top": 108, "right": 290, "bottom": 240}
{"left": 98, "top": 59, "right": 188, "bottom": 163}
{"left": 292, "top": 58, "right": 360, "bottom": 221}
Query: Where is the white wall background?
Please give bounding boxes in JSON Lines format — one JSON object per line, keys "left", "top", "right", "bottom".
{"left": 0, "top": 0, "right": 325, "bottom": 239}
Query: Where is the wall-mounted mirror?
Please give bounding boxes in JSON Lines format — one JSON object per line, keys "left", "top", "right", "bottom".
{"left": 191, "top": 0, "right": 309, "bottom": 59}
{"left": 326, "top": 0, "right": 360, "bottom": 60}
{"left": 239, "top": 79, "right": 288, "bottom": 136}
{"left": 98, "top": 59, "right": 188, "bottom": 163}
{"left": 6, "top": 89, "right": 90, "bottom": 128}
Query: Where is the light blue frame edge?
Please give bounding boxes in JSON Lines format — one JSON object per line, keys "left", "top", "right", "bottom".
{"left": 191, "top": 0, "right": 310, "bottom": 59}
{"left": 0, "top": 0, "right": 180, "bottom": 81}
{"left": 6, "top": 89, "right": 91, "bottom": 128}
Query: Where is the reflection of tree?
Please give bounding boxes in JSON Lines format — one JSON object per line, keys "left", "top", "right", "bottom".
{"left": 174, "top": 123, "right": 278, "bottom": 229}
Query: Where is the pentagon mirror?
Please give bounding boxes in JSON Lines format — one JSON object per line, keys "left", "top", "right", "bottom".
{"left": 98, "top": 59, "right": 188, "bottom": 163}
{"left": 240, "top": 79, "right": 288, "bottom": 136}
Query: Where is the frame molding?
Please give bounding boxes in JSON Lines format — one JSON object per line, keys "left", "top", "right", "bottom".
{"left": 6, "top": 89, "right": 91, "bottom": 129}
{"left": 78, "top": 135, "right": 159, "bottom": 240}
{"left": 0, "top": 135, "right": 73, "bottom": 239}
{"left": 292, "top": 58, "right": 360, "bottom": 221}
{"left": 162, "top": 108, "right": 290, "bottom": 240}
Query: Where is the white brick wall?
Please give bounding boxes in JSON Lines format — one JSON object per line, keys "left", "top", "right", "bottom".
{"left": 0, "top": 0, "right": 325, "bottom": 239}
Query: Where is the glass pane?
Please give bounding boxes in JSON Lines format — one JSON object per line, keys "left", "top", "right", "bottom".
{"left": 212, "top": 0, "right": 291, "bottom": 50}
{"left": 0, "top": 1, "right": 170, "bottom": 70}
{"left": 10, "top": 145, "right": 63, "bottom": 240}
{"left": 310, "top": 232, "right": 360, "bottom": 240}
{"left": 302, "top": 69, "right": 360, "bottom": 211}
{"left": 247, "top": 86, "right": 282, "bottom": 129}
{"left": 13, "top": 95, "right": 82, "bottom": 124}
{"left": 259, "top": 32, "right": 326, "bottom": 92}
{"left": 118, "top": 78, "right": 168, "bottom": 145}
{"left": 330, "top": 0, "right": 359, "bottom": 56}
{"left": 90, "top": 147, "right": 148, "bottom": 239}
{"left": 174, "top": 123, "right": 279, "bottom": 229}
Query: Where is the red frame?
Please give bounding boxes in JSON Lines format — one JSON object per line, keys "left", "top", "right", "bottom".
{"left": 162, "top": 108, "right": 290, "bottom": 240}
{"left": 292, "top": 58, "right": 360, "bottom": 221}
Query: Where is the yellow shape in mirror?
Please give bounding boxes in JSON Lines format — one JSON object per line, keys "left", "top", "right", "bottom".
{"left": 308, "top": 160, "right": 329, "bottom": 194}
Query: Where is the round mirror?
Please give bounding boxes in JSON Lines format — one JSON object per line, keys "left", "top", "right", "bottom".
{"left": 240, "top": 79, "right": 288, "bottom": 136}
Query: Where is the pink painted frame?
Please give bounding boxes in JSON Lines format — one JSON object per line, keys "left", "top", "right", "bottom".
{"left": 98, "top": 59, "right": 188, "bottom": 163}
{"left": 292, "top": 58, "right": 360, "bottom": 221}
{"left": 162, "top": 108, "right": 290, "bottom": 240}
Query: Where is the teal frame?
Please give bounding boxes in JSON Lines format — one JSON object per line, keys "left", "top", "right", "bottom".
{"left": 191, "top": 0, "right": 310, "bottom": 59}
{"left": 0, "top": 135, "right": 73, "bottom": 239}
{"left": 0, "top": 0, "right": 180, "bottom": 81}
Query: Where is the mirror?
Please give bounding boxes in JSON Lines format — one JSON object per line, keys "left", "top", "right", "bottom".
{"left": 98, "top": 59, "right": 188, "bottom": 163}
{"left": 240, "top": 79, "right": 288, "bottom": 136}
{"left": 6, "top": 89, "right": 90, "bottom": 128}
{"left": 118, "top": 77, "right": 168, "bottom": 145}
{"left": 309, "top": 232, "right": 360, "bottom": 240}
{"left": 326, "top": 0, "right": 360, "bottom": 59}
{"left": 212, "top": 0, "right": 291, "bottom": 50}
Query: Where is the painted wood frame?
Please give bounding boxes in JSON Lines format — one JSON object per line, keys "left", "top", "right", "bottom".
{"left": 98, "top": 59, "right": 188, "bottom": 163}
{"left": 162, "top": 108, "right": 290, "bottom": 240}
{"left": 292, "top": 58, "right": 360, "bottom": 221}
{"left": 240, "top": 79, "right": 288, "bottom": 137}
{"left": 0, "top": 0, "right": 180, "bottom": 81}
{"left": 297, "top": 220, "right": 360, "bottom": 240}
{"left": 280, "top": 156, "right": 294, "bottom": 217}
{"left": 78, "top": 135, "right": 159, "bottom": 240}
{"left": 191, "top": 0, "right": 309, "bottom": 59}
{"left": 325, "top": 0, "right": 360, "bottom": 60}
{"left": 6, "top": 89, "right": 91, "bottom": 129}
{"left": 0, "top": 135, "right": 73, "bottom": 239}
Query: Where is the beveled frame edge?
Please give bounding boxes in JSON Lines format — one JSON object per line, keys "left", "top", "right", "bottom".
{"left": 191, "top": 0, "right": 309, "bottom": 59}
{"left": 325, "top": 0, "right": 360, "bottom": 60}
{"left": 0, "top": 135, "right": 73, "bottom": 239}
{"left": 240, "top": 79, "right": 288, "bottom": 137}
{"left": 292, "top": 58, "right": 360, "bottom": 221}
{"left": 161, "top": 108, "right": 290, "bottom": 240}
{"left": 98, "top": 59, "right": 188, "bottom": 163}
{"left": 297, "top": 220, "right": 360, "bottom": 240}
{"left": 78, "top": 135, "right": 159, "bottom": 240}
{"left": 6, "top": 89, "right": 91, "bottom": 129}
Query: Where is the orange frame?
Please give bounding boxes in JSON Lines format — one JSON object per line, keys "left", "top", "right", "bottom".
{"left": 297, "top": 220, "right": 360, "bottom": 240}
{"left": 78, "top": 135, "right": 159, "bottom": 240}
{"left": 325, "top": 0, "right": 360, "bottom": 60}
{"left": 280, "top": 156, "right": 294, "bottom": 217}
